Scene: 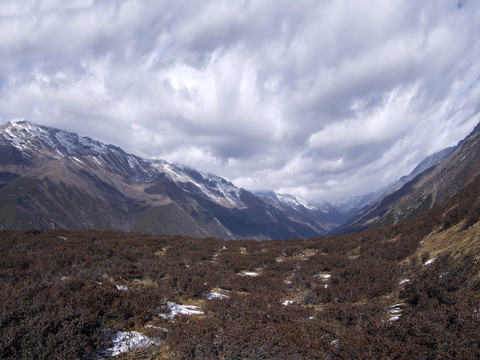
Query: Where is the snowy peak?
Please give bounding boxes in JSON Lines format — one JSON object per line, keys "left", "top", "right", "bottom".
{"left": 1, "top": 120, "right": 112, "bottom": 158}
{"left": 277, "top": 194, "right": 317, "bottom": 210}
{"left": 193, "top": 171, "right": 245, "bottom": 208}
{"left": 274, "top": 193, "right": 318, "bottom": 211}
{"left": 0, "top": 120, "right": 158, "bottom": 183}
{"left": 256, "top": 191, "right": 318, "bottom": 211}
{"left": 150, "top": 161, "right": 245, "bottom": 208}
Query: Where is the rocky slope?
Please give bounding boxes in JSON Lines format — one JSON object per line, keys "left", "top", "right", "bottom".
{"left": 341, "top": 121, "right": 480, "bottom": 233}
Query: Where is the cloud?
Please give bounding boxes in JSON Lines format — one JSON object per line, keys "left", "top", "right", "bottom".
{"left": 1, "top": 0, "right": 480, "bottom": 201}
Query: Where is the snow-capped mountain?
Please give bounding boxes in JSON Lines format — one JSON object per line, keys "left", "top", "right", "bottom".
{"left": 152, "top": 161, "right": 245, "bottom": 209}
{"left": 0, "top": 120, "right": 246, "bottom": 210}
{"left": 0, "top": 120, "right": 338, "bottom": 239}
{"left": 0, "top": 120, "right": 155, "bottom": 182}
{"left": 256, "top": 191, "right": 315, "bottom": 210}
{"left": 255, "top": 191, "right": 348, "bottom": 233}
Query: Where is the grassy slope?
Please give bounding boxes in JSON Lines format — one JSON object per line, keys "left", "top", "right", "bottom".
{"left": 0, "top": 177, "right": 129, "bottom": 230}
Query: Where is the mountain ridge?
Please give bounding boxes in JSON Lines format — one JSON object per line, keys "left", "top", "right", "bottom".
{"left": 3, "top": 119, "right": 478, "bottom": 238}
{"left": 340, "top": 120, "right": 480, "bottom": 233}
{"left": 0, "top": 120, "right": 347, "bottom": 238}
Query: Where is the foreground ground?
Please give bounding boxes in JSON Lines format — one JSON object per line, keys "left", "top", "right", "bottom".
{"left": 2, "top": 177, "right": 480, "bottom": 359}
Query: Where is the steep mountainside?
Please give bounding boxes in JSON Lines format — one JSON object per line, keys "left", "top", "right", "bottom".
{"left": 0, "top": 120, "right": 340, "bottom": 239}
{"left": 341, "top": 121, "right": 480, "bottom": 233}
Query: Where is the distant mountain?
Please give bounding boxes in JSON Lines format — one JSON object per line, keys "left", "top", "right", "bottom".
{"left": 255, "top": 191, "right": 348, "bottom": 233}
{"left": 0, "top": 120, "right": 339, "bottom": 239}
{"left": 341, "top": 121, "right": 480, "bottom": 233}
{"left": 329, "top": 191, "right": 383, "bottom": 218}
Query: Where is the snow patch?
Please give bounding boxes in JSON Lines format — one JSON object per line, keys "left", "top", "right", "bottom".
{"left": 92, "top": 156, "right": 103, "bottom": 166}
{"left": 388, "top": 303, "right": 405, "bottom": 322}
{"left": 145, "top": 324, "right": 168, "bottom": 332}
{"left": 115, "top": 284, "right": 128, "bottom": 291}
{"left": 282, "top": 300, "right": 299, "bottom": 306}
{"left": 389, "top": 315, "right": 402, "bottom": 322}
{"left": 331, "top": 339, "right": 340, "bottom": 347}
{"left": 158, "top": 302, "right": 204, "bottom": 319}
{"left": 240, "top": 271, "right": 260, "bottom": 277}
{"left": 206, "top": 292, "right": 229, "bottom": 300}
{"left": 104, "top": 331, "right": 160, "bottom": 357}
{"left": 313, "top": 273, "right": 331, "bottom": 279}
{"left": 424, "top": 257, "right": 437, "bottom": 266}
{"left": 71, "top": 156, "right": 84, "bottom": 165}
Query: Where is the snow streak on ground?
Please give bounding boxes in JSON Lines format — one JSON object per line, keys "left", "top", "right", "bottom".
{"left": 206, "top": 292, "right": 229, "bottom": 300}
{"left": 240, "top": 271, "right": 260, "bottom": 276}
{"left": 388, "top": 303, "right": 405, "bottom": 322}
{"left": 313, "top": 273, "right": 331, "bottom": 279}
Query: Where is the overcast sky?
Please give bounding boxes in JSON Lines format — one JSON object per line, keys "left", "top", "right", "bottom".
{"left": 1, "top": 0, "right": 480, "bottom": 202}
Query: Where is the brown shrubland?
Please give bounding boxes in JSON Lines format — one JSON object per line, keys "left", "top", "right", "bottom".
{"left": 2, "top": 176, "right": 480, "bottom": 359}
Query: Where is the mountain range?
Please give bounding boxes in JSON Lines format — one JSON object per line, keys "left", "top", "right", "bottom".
{"left": 1, "top": 120, "right": 479, "bottom": 239}
{"left": 0, "top": 120, "right": 357, "bottom": 239}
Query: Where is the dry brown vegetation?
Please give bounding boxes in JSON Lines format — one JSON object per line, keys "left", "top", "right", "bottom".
{"left": 2, "top": 176, "right": 480, "bottom": 359}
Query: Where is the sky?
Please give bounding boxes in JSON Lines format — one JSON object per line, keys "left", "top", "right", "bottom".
{"left": 1, "top": 0, "right": 480, "bottom": 202}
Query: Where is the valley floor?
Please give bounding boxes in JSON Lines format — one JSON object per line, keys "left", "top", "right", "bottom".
{"left": 1, "top": 216, "right": 480, "bottom": 359}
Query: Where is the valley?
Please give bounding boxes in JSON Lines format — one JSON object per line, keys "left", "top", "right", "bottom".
{"left": 1, "top": 171, "right": 480, "bottom": 358}
{"left": 2, "top": 120, "right": 480, "bottom": 239}
{"left": 2, "top": 2, "right": 480, "bottom": 359}
{"left": 2, "top": 121, "right": 480, "bottom": 358}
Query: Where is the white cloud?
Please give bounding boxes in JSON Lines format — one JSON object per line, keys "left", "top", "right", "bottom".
{"left": 1, "top": 0, "right": 480, "bottom": 201}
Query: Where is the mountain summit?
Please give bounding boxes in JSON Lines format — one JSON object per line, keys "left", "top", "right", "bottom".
{"left": 0, "top": 121, "right": 343, "bottom": 239}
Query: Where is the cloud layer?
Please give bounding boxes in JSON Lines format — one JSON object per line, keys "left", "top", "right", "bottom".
{"left": 1, "top": 0, "right": 480, "bottom": 201}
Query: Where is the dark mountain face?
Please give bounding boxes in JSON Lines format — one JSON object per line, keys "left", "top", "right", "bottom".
{"left": 0, "top": 121, "right": 339, "bottom": 239}
{"left": 341, "top": 121, "right": 480, "bottom": 233}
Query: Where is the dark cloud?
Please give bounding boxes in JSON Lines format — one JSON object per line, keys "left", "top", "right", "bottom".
{"left": 1, "top": 0, "right": 480, "bottom": 201}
